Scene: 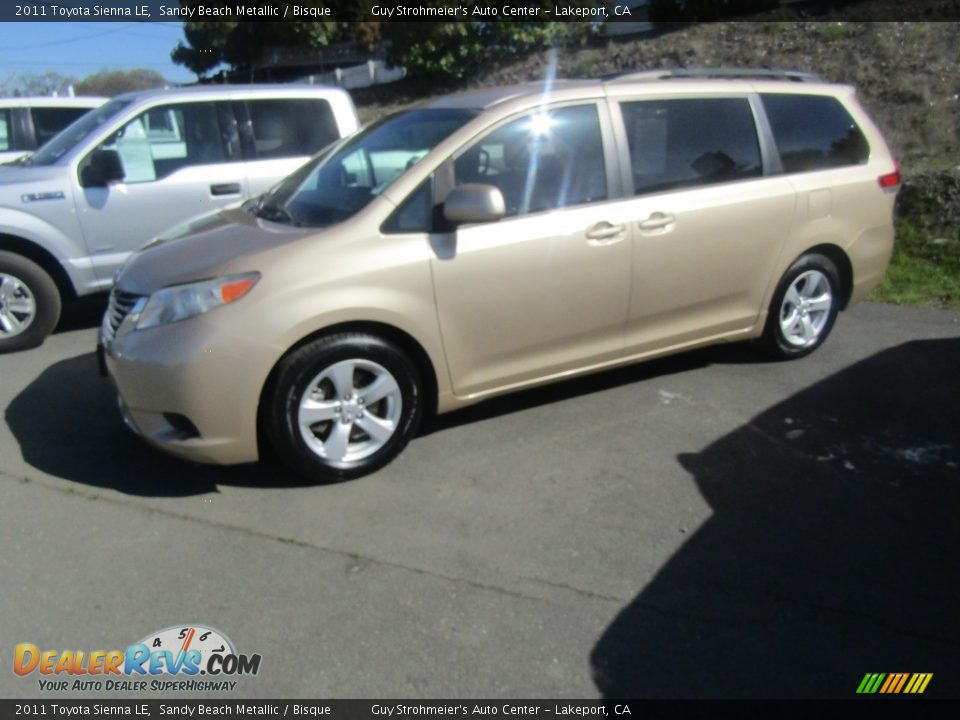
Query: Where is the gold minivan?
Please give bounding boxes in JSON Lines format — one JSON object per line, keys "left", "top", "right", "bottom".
{"left": 100, "top": 69, "right": 900, "bottom": 482}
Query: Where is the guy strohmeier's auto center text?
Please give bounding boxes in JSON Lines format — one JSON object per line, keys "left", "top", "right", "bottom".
{"left": 371, "top": 706, "right": 632, "bottom": 717}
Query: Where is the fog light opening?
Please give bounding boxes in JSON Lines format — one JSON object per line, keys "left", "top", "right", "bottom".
{"left": 162, "top": 413, "right": 201, "bottom": 440}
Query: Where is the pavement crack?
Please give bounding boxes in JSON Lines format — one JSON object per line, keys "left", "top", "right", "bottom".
{"left": 2, "top": 470, "right": 586, "bottom": 608}
{"left": 519, "top": 575, "right": 629, "bottom": 603}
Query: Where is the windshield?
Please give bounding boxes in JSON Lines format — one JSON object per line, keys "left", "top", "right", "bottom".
{"left": 252, "top": 108, "right": 477, "bottom": 228}
{"left": 29, "top": 98, "right": 132, "bottom": 166}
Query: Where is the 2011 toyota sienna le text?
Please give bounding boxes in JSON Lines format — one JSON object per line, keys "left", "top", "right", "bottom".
{"left": 100, "top": 69, "right": 900, "bottom": 483}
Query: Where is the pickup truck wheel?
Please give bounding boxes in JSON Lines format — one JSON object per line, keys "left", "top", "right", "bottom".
{"left": 265, "top": 334, "right": 423, "bottom": 483}
{"left": 0, "top": 251, "right": 61, "bottom": 353}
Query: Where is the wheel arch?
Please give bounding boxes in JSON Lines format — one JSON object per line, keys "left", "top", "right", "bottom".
{"left": 256, "top": 320, "right": 440, "bottom": 454}
{"left": 0, "top": 233, "right": 76, "bottom": 302}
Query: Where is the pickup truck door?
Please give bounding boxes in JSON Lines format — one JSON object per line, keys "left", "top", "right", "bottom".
{"left": 74, "top": 100, "right": 247, "bottom": 288}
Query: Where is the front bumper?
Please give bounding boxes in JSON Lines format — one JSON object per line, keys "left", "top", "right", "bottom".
{"left": 101, "top": 315, "right": 279, "bottom": 466}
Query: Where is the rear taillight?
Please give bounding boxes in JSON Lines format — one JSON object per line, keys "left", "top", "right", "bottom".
{"left": 878, "top": 163, "right": 901, "bottom": 190}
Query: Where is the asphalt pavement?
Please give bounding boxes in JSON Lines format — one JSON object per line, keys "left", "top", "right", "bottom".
{"left": 1, "top": 299, "right": 958, "bottom": 698}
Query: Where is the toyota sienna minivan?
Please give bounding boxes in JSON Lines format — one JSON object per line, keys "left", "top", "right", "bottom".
{"left": 100, "top": 69, "right": 900, "bottom": 483}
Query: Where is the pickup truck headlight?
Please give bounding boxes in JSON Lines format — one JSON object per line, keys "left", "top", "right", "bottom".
{"left": 136, "top": 272, "right": 260, "bottom": 330}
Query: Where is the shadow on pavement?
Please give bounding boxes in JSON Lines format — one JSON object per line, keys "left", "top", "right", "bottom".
{"left": 7, "top": 343, "right": 762, "bottom": 496}
{"left": 591, "top": 339, "right": 960, "bottom": 698}
{"left": 5, "top": 352, "right": 297, "bottom": 496}
{"left": 422, "top": 342, "right": 762, "bottom": 435}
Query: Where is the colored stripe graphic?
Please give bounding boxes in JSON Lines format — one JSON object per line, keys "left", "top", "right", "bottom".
{"left": 881, "top": 673, "right": 909, "bottom": 693}
{"left": 857, "top": 673, "right": 885, "bottom": 693}
{"left": 857, "top": 672, "right": 932, "bottom": 694}
{"left": 907, "top": 673, "right": 933, "bottom": 694}
{"left": 892, "top": 673, "right": 909, "bottom": 693}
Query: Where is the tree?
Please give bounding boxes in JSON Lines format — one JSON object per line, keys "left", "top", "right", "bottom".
{"left": 75, "top": 69, "right": 168, "bottom": 96}
{"left": 0, "top": 71, "right": 76, "bottom": 97}
{"left": 170, "top": 3, "right": 593, "bottom": 85}
{"left": 172, "top": 20, "right": 345, "bottom": 77}
{"left": 383, "top": 19, "right": 592, "bottom": 85}
{"left": 170, "top": 1, "right": 366, "bottom": 78}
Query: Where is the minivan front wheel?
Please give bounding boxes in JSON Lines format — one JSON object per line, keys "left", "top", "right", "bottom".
{"left": 760, "top": 253, "right": 841, "bottom": 359}
{"left": 0, "top": 251, "right": 62, "bottom": 354}
{"left": 265, "top": 334, "right": 423, "bottom": 482}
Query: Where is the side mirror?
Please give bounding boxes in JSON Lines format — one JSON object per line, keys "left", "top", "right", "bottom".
{"left": 80, "top": 149, "right": 125, "bottom": 187}
{"left": 443, "top": 184, "right": 505, "bottom": 225}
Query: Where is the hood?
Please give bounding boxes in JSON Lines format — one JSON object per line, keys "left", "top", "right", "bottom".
{"left": 0, "top": 163, "right": 66, "bottom": 194}
{"left": 116, "top": 207, "right": 312, "bottom": 295}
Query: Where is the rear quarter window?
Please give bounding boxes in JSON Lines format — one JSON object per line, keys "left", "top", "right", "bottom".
{"left": 247, "top": 99, "right": 339, "bottom": 159}
{"left": 761, "top": 94, "right": 869, "bottom": 173}
{"left": 0, "top": 109, "right": 10, "bottom": 151}
{"left": 31, "top": 107, "right": 93, "bottom": 146}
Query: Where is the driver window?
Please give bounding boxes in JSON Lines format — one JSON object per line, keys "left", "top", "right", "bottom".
{"left": 94, "top": 102, "right": 229, "bottom": 183}
{"left": 453, "top": 104, "right": 607, "bottom": 217}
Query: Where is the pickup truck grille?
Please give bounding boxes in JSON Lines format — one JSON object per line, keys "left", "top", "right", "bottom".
{"left": 104, "top": 288, "right": 144, "bottom": 340}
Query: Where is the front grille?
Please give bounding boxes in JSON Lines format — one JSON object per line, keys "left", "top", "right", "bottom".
{"left": 104, "top": 288, "right": 144, "bottom": 340}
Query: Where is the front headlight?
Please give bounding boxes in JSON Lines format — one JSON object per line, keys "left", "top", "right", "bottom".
{"left": 135, "top": 272, "right": 260, "bottom": 330}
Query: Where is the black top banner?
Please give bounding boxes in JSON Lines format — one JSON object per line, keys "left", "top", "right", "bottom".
{"left": 2, "top": 0, "right": 959, "bottom": 23}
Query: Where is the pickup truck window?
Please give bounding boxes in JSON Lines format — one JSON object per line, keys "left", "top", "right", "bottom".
{"left": 31, "top": 106, "right": 93, "bottom": 147}
{"left": 95, "top": 102, "right": 231, "bottom": 183}
{"left": 30, "top": 98, "right": 130, "bottom": 165}
{"left": 247, "top": 99, "right": 339, "bottom": 159}
{"left": 0, "top": 109, "right": 10, "bottom": 152}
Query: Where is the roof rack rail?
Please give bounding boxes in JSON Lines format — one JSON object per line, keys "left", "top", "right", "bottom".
{"left": 606, "top": 67, "right": 823, "bottom": 83}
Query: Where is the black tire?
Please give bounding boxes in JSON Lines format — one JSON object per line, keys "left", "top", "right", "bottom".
{"left": 265, "top": 333, "right": 423, "bottom": 483}
{"left": 0, "top": 251, "right": 62, "bottom": 354}
{"left": 759, "top": 252, "right": 841, "bottom": 360}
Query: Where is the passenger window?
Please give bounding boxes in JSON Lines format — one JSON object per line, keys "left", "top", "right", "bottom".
{"left": 247, "top": 99, "right": 339, "bottom": 159}
{"left": 30, "top": 107, "right": 90, "bottom": 146}
{"left": 453, "top": 104, "right": 607, "bottom": 217}
{"left": 0, "top": 109, "right": 10, "bottom": 151}
{"left": 761, "top": 94, "right": 869, "bottom": 173}
{"left": 620, "top": 98, "right": 762, "bottom": 195}
{"left": 92, "top": 102, "right": 230, "bottom": 183}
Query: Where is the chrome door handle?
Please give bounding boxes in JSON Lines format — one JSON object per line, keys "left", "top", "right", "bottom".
{"left": 586, "top": 222, "right": 625, "bottom": 245}
{"left": 210, "top": 183, "right": 241, "bottom": 196}
{"left": 638, "top": 212, "right": 675, "bottom": 231}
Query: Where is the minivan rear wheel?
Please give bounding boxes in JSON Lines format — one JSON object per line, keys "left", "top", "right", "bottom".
{"left": 0, "top": 251, "right": 61, "bottom": 354}
{"left": 760, "top": 253, "right": 841, "bottom": 359}
{"left": 265, "top": 333, "right": 423, "bottom": 482}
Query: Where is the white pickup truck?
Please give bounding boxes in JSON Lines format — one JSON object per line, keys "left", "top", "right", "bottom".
{"left": 0, "top": 84, "right": 359, "bottom": 352}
